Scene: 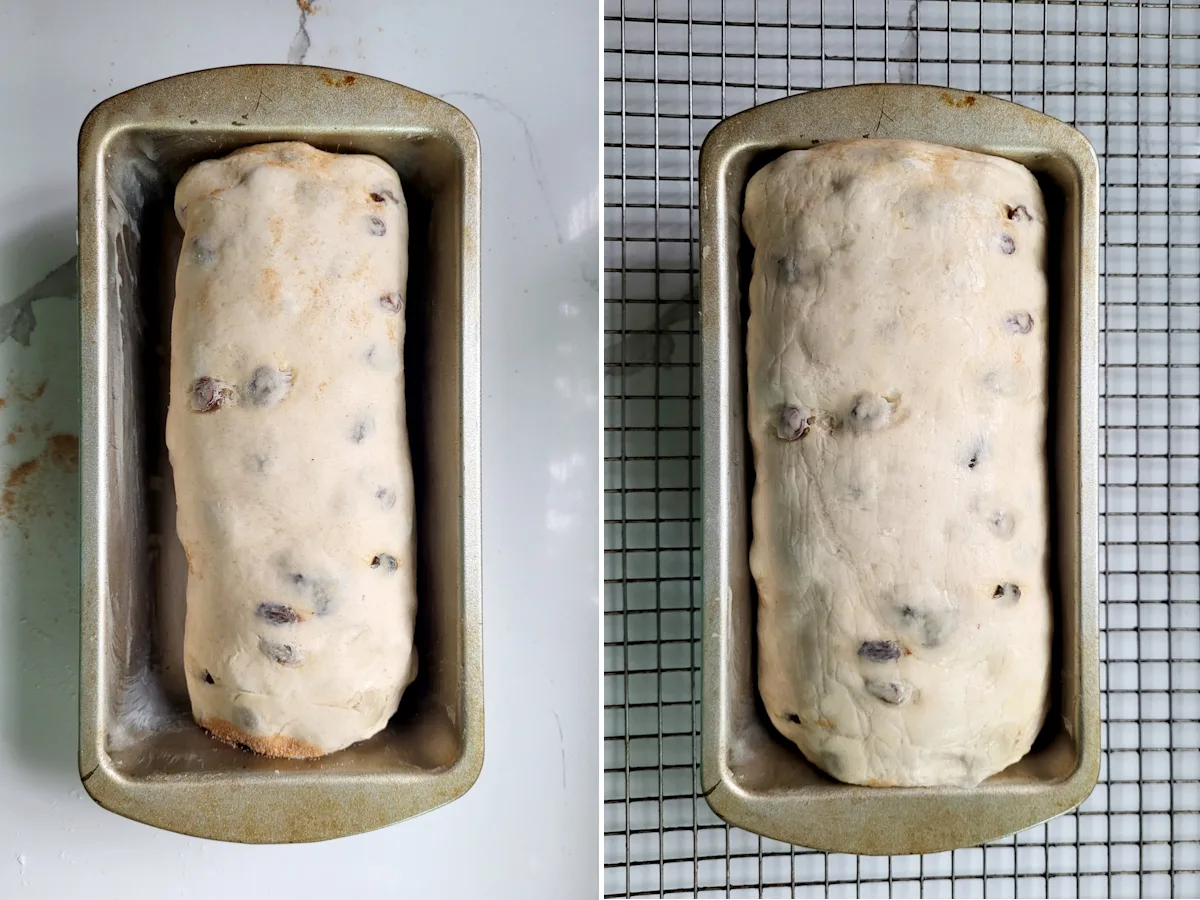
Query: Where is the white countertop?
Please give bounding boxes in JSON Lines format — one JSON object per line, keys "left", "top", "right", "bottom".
{"left": 0, "top": 2, "right": 599, "bottom": 897}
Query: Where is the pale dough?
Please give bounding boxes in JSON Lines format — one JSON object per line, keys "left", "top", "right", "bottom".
{"left": 167, "top": 141, "right": 416, "bottom": 758}
{"left": 744, "top": 139, "right": 1053, "bottom": 787}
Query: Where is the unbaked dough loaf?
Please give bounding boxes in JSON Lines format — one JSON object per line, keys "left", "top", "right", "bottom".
{"left": 745, "top": 139, "right": 1052, "bottom": 788}
{"left": 167, "top": 141, "right": 416, "bottom": 758}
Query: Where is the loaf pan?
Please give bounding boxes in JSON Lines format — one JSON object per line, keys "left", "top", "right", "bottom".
{"left": 78, "top": 64, "right": 482, "bottom": 843}
{"left": 699, "top": 84, "right": 1099, "bottom": 855}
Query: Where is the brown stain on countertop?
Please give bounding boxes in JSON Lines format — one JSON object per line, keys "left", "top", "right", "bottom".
{"left": 44, "top": 433, "right": 79, "bottom": 469}
{"left": 296, "top": 0, "right": 318, "bottom": 13}
{"left": 1, "top": 434, "right": 79, "bottom": 528}
{"left": 3, "top": 378, "right": 48, "bottom": 403}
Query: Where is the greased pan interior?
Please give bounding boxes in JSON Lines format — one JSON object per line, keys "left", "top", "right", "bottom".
{"left": 78, "top": 64, "right": 482, "bottom": 843}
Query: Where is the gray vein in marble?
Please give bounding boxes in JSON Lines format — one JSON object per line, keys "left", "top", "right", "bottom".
{"left": 0, "top": 257, "right": 78, "bottom": 347}
{"left": 439, "top": 91, "right": 564, "bottom": 244}
{"left": 899, "top": 1, "right": 918, "bottom": 84}
{"left": 287, "top": 5, "right": 311, "bottom": 64}
{"left": 580, "top": 260, "right": 598, "bottom": 292}
{"left": 607, "top": 286, "right": 697, "bottom": 371}
{"left": 553, "top": 709, "right": 566, "bottom": 790}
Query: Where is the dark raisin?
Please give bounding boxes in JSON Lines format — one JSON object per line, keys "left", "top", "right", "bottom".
{"left": 190, "top": 376, "right": 234, "bottom": 412}
{"left": 375, "top": 486, "right": 397, "bottom": 509}
{"left": 257, "top": 602, "right": 300, "bottom": 625}
{"left": 962, "top": 437, "right": 987, "bottom": 470}
{"left": 777, "top": 405, "right": 809, "bottom": 441}
{"left": 994, "top": 583, "right": 1022, "bottom": 604}
{"left": 283, "top": 571, "right": 335, "bottom": 616}
{"left": 191, "top": 237, "right": 216, "bottom": 266}
{"left": 1006, "top": 204, "right": 1033, "bottom": 222}
{"left": 371, "top": 554, "right": 398, "bottom": 572}
{"left": 258, "top": 637, "right": 301, "bottom": 666}
{"left": 369, "top": 189, "right": 399, "bottom": 204}
{"left": 1005, "top": 311, "right": 1034, "bottom": 334}
{"left": 858, "top": 640, "right": 902, "bottom": 662}
{"left": 378, "top": 292, "right": 403, "bottom": 313}
{"left": 367, "top": 215, "right": 387, "bottom": 236}
{"left": 988, "top": 510, "right": 1015, "bottom": 539}
{"left": 202, "top": 670, "right": 215, "bottom": 685}
{"left": 310, "top": 583, "right": 334, "bottom": 616}
{"left": 245, "top": 365, "right": 292, "bottom": 407}
{"left": 785, "top": 713, "right": 801, "bottom": 724}
{"left": 999, "top": 233, "right": 1016, "bottom": 254}
{"left": 848, "top": 393, "right": 894, "bottom": 432}
{"left": 818, "top": 752, "right": 842, "bottom": 777}
{"left": 350, "top": 416, "right": 376, "bottom": 443}
{"left": 893, "top": 603, "right": 957, "bottom": 649}
{"left": 866, "top": 679, "right": 913, "bottom": 705}
{"left": 233, "top": 706, "right": 259, "bottom": 731}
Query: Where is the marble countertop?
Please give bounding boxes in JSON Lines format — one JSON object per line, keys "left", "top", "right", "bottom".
{"left": 0, "top": 2, "right": 598, "bottom": 897}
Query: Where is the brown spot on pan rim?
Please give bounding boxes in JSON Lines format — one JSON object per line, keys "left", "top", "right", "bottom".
{"left": 200, "top": 716, "right": 327, "bottom": 759}
{"left": 938, "top": 91, "right": 977, "bottom": 108}
{"left": 320, "top": 73, "right": 357, "bottom": 88}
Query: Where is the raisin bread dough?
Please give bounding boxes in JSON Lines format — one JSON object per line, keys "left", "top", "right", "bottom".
{"left": 167, "top": 142, "right": 416, "bottom": 758}
{"left": 745, "top": 139, "right": 1052, "bottom": 787}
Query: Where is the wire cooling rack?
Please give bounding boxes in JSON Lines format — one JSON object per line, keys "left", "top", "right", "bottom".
{"left": 603, "top": 1, "right": 1200, "bottom": 897}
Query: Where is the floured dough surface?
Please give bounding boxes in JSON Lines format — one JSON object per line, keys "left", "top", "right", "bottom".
{"left": 744, "top": 139, "right": 1053, "bottom": 787}
{"left": 168, "top": 141, "right": 416, "bottom": 758}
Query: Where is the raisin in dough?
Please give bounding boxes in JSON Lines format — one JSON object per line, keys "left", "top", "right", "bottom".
{"left": 745, "top": 140, "right": 1052, "bottom": 788}
{"left": 167, "top": 142, "right": 416, "bottom": 758}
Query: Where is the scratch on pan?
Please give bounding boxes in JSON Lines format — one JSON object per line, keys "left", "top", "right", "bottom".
{"left": 439, "top": 91, "right": 565, "bottom": 244}
{"left": 0, "top": 257, "right": 78, "bottom": 346}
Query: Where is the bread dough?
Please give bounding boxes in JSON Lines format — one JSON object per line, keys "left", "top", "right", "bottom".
{"left": 744, "top": 139, "right": 1052, "bottom": 787}
{"left": 167, "top": 142, "right": 416, "bottom": 758}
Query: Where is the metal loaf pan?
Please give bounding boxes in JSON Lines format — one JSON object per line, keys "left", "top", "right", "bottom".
{"left": 699, "top": 84, "right": 1099, "bottom": 855}
{"left": 78, "top": 65, "right": 482, "bottom": 843}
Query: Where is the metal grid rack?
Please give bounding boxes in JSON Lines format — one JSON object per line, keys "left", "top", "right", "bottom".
{"left": 603, "top": 1, "right": 1200, "bottom": 896}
